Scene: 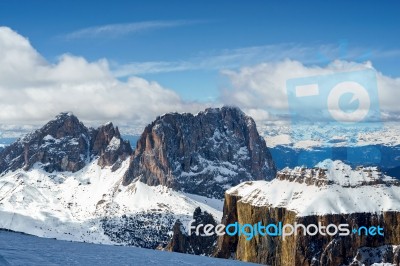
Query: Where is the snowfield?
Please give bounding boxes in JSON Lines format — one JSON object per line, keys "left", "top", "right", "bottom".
{"left": 0, "top": 230, "right": 255, "bottom": 266}
{"left": 0, "top": 158, "right": 222, "bottom": 245}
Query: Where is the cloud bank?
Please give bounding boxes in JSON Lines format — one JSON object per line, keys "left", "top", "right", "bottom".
{"left": 0, "top": 27, "right": 207, "bottom": 127}
{"left": 220, "top": 60, "right": 400, "bottom": 123}
{"left": 1, "top": 26, "right": 400, "bottom": 134}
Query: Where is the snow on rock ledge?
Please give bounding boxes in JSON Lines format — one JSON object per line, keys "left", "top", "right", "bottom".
{"left": 227, "top": 160, "right": 400, "bottom": 216}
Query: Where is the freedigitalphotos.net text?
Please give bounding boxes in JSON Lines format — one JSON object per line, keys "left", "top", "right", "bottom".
{"left": 188, "top": 219, "right": 384, "bottom": 240}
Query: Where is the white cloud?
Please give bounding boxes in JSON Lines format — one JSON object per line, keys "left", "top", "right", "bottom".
{"left": 0, "top": 27, "right": 208, "bottom": 127}
{"left": 112, "top": 61, "right": 194, "bottom": 77}
{"left": 64, "top": 20, "right": 198, "bottom": 39}
{"left": 1, "top": 26, "right": 400, "bottom": 135}
{"left": 220, "top": 60, "right": 400, "bottom": 123}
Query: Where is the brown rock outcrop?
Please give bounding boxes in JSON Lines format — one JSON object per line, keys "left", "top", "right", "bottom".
{"left": 216, "top": 190, "right": 400, "bottom": 265}
{"left": 122, "top": 106, "right": 276, "bottom": 199}
{"left": 90, "top": 122, "right": 132, "bottom": 169}
{"left": 215, "top": 163, "right": 400, "bottom": 265}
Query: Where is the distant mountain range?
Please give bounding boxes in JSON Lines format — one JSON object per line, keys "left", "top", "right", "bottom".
{"left": 260, "top": 122, "right": 400, "bottom": 148}
{"left": 269, "top": 144, "right": 400, "bottom": 178}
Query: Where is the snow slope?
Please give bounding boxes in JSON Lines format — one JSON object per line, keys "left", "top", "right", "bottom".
{"left": 0, "top": 158, "right": 222, "bottom": 246}
{"left": 0, "top": 230, "right": 255, "bottom": 266}
{"left": 227, "top": 160, "right": 400, "bottom": 216}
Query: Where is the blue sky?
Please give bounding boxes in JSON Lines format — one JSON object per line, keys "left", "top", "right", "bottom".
{"left": 0, "top": 0, "right": 400, "bottom": 131}
{"left": 1, "top": 0, "right": 399, "bottom": 102}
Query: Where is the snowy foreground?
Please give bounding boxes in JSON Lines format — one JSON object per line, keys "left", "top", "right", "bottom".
{"left": 0, "top": 230, "right": 394, "bottom": 266}
{"left": 0, "top": 230, "right": 255, "bottom": 266}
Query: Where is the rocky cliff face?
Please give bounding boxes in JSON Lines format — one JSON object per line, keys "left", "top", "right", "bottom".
{"left": 0, "top": 113, "right": 131, "bottom": 174}
{"left": 90, "top": 122, "right": 132, "bottom": 170}
{"left": 215, "top": 160, "right": 400, "bottom": 265}
{"left": 122, "top": 106, "right": 276, "bottom": 199}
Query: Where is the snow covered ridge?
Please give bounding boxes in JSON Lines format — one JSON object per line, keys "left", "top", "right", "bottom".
{"left": 281, "top": 160, "right": 399, "bottom": 187}
{"left": 0, "top": 158, "right": 222, "bottom": 246}
{"left": 227, "top": 160, "right": 400, "bottom": 216}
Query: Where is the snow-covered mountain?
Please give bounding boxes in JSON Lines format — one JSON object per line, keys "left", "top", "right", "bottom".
{"left": 229, "top": 159, "right": 400, "bottom": 216}
{"left": 0, "top": 112, "right": 132, "bottom": 174}
{"left": 215, "top": 160, "right": 400, "bottom": 265}
{"left": 4, "top": 108, "right": 399, "bottom": 265}
{"left": 0, "top": 112, "right": 221, "bottom": 249}
{"left": 0, "top": 107, "right": 276, "bottom": 252}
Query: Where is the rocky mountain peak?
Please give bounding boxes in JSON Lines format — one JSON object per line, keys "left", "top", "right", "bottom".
{"left": 36, "top": 112, "right": 87, "bottom": 140}
{"left": 90, "top": 122, "right": 120, "bottom": 155}
{"left": 0, "top": 113, "right": 131, "bottom": 174}
{"left": 91, "top": 122, "right": 132, "bottom": 170}
{"left": 122, "top": 106, "right": 276, "bottom": 199}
